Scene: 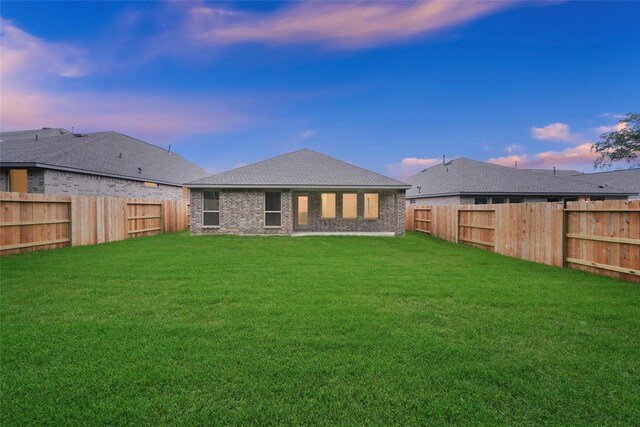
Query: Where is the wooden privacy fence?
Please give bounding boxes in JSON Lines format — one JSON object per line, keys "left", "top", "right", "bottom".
{"left": 0, "top": 192, "right": 190, "bottom": 255}
{"left": 407, "top": 200, "right": 640, "bottom": 283}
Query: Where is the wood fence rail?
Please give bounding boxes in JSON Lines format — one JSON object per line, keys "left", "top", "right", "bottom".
{"left": 406, "top": 200, "right": 640, "bottom": 283}
{"left": 0, "top": 192, "right": 190, "bottom": 255}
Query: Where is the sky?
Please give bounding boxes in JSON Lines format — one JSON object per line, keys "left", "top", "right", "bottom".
{"left": 1, "top": 0, "right": 639, "bottom": 178}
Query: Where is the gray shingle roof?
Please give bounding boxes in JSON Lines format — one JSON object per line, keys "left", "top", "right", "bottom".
{"left": 405, "top": 158, "right": 634, "bottom": 198}
{"left": 523, "top": 168, "right": 582, "bottom": 177}
{"left": 0, "top": 131, "right": 209, "bottom": 186}
{"left": 567, "top": 169, "right": 640, "bottom": 198}
{"left": 0, "top": 128, "right": 71, "bottom": 141}
{"left": 187, "top": 149, "right": 410, "bottom": 189}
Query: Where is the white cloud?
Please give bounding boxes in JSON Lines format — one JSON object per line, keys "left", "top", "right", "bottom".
{"left": 188, "top": 1, "right": 514, "bottom": 49}
{"left": 488, "top": 143, "right": 598, "bottom": 171}
{"left": 530, "top": 122, "right": 574, "bottom": 142}
{"left": 298, "top": 129, "right": 315, "bottom": 140}
{"left": 505, "top": 144, "right": 525, "bottom": 154}
{"left": 387, "top": 157, "right": 442, "bottom": 179}
{"left": 595, "top": 122, "right": 626, "bottom": 134}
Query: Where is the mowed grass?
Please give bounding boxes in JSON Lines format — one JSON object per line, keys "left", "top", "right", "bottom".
{"left": 1, "top": 232, "right": 639, "bottom": 425}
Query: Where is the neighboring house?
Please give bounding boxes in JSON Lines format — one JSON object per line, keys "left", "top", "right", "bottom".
{"left": 405, "top": 158, "right": 633, "bottom": 205}
{"left": 0, "top": 128, "right": 209, "bottom": 200}
{"left": 567, "top": 168, "right": 640, "bottom": 199}
{"left": 185, "top": 149, "right": 410, "bottom": 236}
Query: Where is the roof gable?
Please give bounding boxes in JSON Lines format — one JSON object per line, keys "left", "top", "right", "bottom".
{"left": 187, "top": 149, "right": 410, "bottom": 189}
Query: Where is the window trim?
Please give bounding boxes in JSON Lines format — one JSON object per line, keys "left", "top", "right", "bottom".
{"left": 321, "top": 192, "right": 337, "bottom": 219}
{"left": 342, "top": 192, "right": 358, "bottom": 219}
{"left": 264, "top": 191, "right": 282, "bottom": 228}
{"left": 202, "top": 190, "right": 220, "bottom": 228}
{"left": 363, "top": 193, "right": 379, "bottom": 219}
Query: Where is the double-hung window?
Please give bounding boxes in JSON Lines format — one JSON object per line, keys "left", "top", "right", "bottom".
{"left": 203, "top": 191, "right": 220, "bottom": 226}
{"left": 265, "top": 192, "right": 282, "bottom": 227}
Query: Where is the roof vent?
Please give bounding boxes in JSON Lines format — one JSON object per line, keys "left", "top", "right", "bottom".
{"left": 138, "top": 167, "right": 143, "bottom": 174}
{"left": 73, "top": 133, "right": 86, "bottom": 137}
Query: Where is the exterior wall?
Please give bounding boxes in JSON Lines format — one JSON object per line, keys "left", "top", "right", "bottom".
{"left": 190, "top": 189, "right": 406, "bottom": 236}
{"left": 43, "top": 169, "right": 183, "bottom": 200}
{"left": 0, "top": 169, "right": 8, "bottom": 192}
{"left": 296, "top": 190, "right": 405, "bottom": 236}
{"left": 28, "top": 169, "right": 45, "bottom": 193}
{"left": 190, "top": 189, "right": 293, "bottom": 235}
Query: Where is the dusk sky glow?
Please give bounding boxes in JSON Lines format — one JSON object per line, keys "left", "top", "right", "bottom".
{"left": 1, "top": 1, "right": 638, "bottom": 178}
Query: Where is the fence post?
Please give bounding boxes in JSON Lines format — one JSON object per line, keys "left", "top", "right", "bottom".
{"left": 561, "top": 204, "right": 567, "bottom": 267}
{"left": 455, "top": 206, "right": 459, "bottom": 243}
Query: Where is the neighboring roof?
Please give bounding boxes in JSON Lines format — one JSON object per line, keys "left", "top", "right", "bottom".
{"left": 567, "top": 168, "right": 640, "bottom": 197}
{"left": 0, "top": 131, "right": 209, "bottom": 186}
{"left": 187, "top": 148, "right": 410, "bottom": 189}
{"left": 524, "top": 168, "right": 582, "bottom": 177}
{"left": 405, "top": 158, "right": 634, "bottom": 198}
{"left": 0, "top": 128, "right": 71, "bottom": 141}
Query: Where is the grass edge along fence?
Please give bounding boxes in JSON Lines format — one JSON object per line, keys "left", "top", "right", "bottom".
{"left": 0, "top": 192, "right": 189, "bottom": 255}
{"left": 406, "top": 200, "right": 640, "bottom": 283}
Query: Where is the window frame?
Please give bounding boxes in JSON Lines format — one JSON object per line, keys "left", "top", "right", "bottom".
{"left": 321, "top": 193, "right": 336, "bottom": 219}
{"left": 363, "top": 193, "right": 379, "bottom": 219}
{"left": 342, "top": 193, "right": 358, "bottom": 219}
{"left": 264, "top": 191, "right": 282, "bottom": 228}
{"left": 202, "top": 190, "right": 220, "bottom": 227}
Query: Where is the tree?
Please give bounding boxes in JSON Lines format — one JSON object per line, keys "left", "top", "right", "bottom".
{"left": 592, "top": 112, "right": 640, "bottom": 168}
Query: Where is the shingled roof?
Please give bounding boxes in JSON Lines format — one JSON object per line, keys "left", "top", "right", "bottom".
{"left": 187, "top": 148, "right": 410, "bottom": 189}
{"left": 0, "top": 130, "right": 209, "bottom": 186}
{"left": 405, "top": 158, "right": 633, "bottom": 198}
{"left": 567, "top": 168, "right": 640, "bottom": 198}
{"left": 0, "top": 128, "right": 71, "bottom": 141}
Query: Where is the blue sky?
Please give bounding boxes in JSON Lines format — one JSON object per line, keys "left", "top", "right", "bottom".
{"left": 1, "top": 1, "right": 638, "bottom": 177}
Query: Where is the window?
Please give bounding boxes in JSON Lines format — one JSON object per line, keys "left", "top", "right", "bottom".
{"left": 342, "top": 193, "right": 357, "bottom": 219}
{"left": 265, "top": 192, "right": 282, "bottom": 227}
{"left": 143, "top": 181, "right": 158, "bottom": 188}
{"left": 509, "top": 197, "right": 523, "bottom": 204}
{"left": 590, "top": 196, "right": 605, "bottom": 201}
{"left": 321, "top": 193, "right": 336, "bottom": 219}
{"left": 492, "top": 197, "right": 505, "bottom": 204}
{"left": 564, "top": 197, "right": 578, "bottom": 202}
{"left": 364, "top": 193, "right": 379, "bottom": 219}
{"left": 547, "top": 197, "right": 561, "bottom": 203}
{"left": 474, "top": 197, "right": 488, "bottom": 205}
{"left": 203, "top": 191, "right": 220, "bottom": 226}
{"left": 9, "top": 169, "right": 27, "bottom": 193}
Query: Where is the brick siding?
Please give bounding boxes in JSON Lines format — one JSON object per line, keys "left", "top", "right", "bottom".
{"left": 190, "top": 188, "right": 405, "bottom": 236}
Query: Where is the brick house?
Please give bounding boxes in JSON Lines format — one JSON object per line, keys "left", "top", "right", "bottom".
{"left": 0, "top": 128, "right": 208, "bottom": 200}
{"left": 186, "top": 149, "right": 410, "bottom": 236}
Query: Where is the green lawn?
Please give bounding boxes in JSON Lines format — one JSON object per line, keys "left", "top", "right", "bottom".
{"left": 1, "top": 232, "right": 639, "bottom": 425}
